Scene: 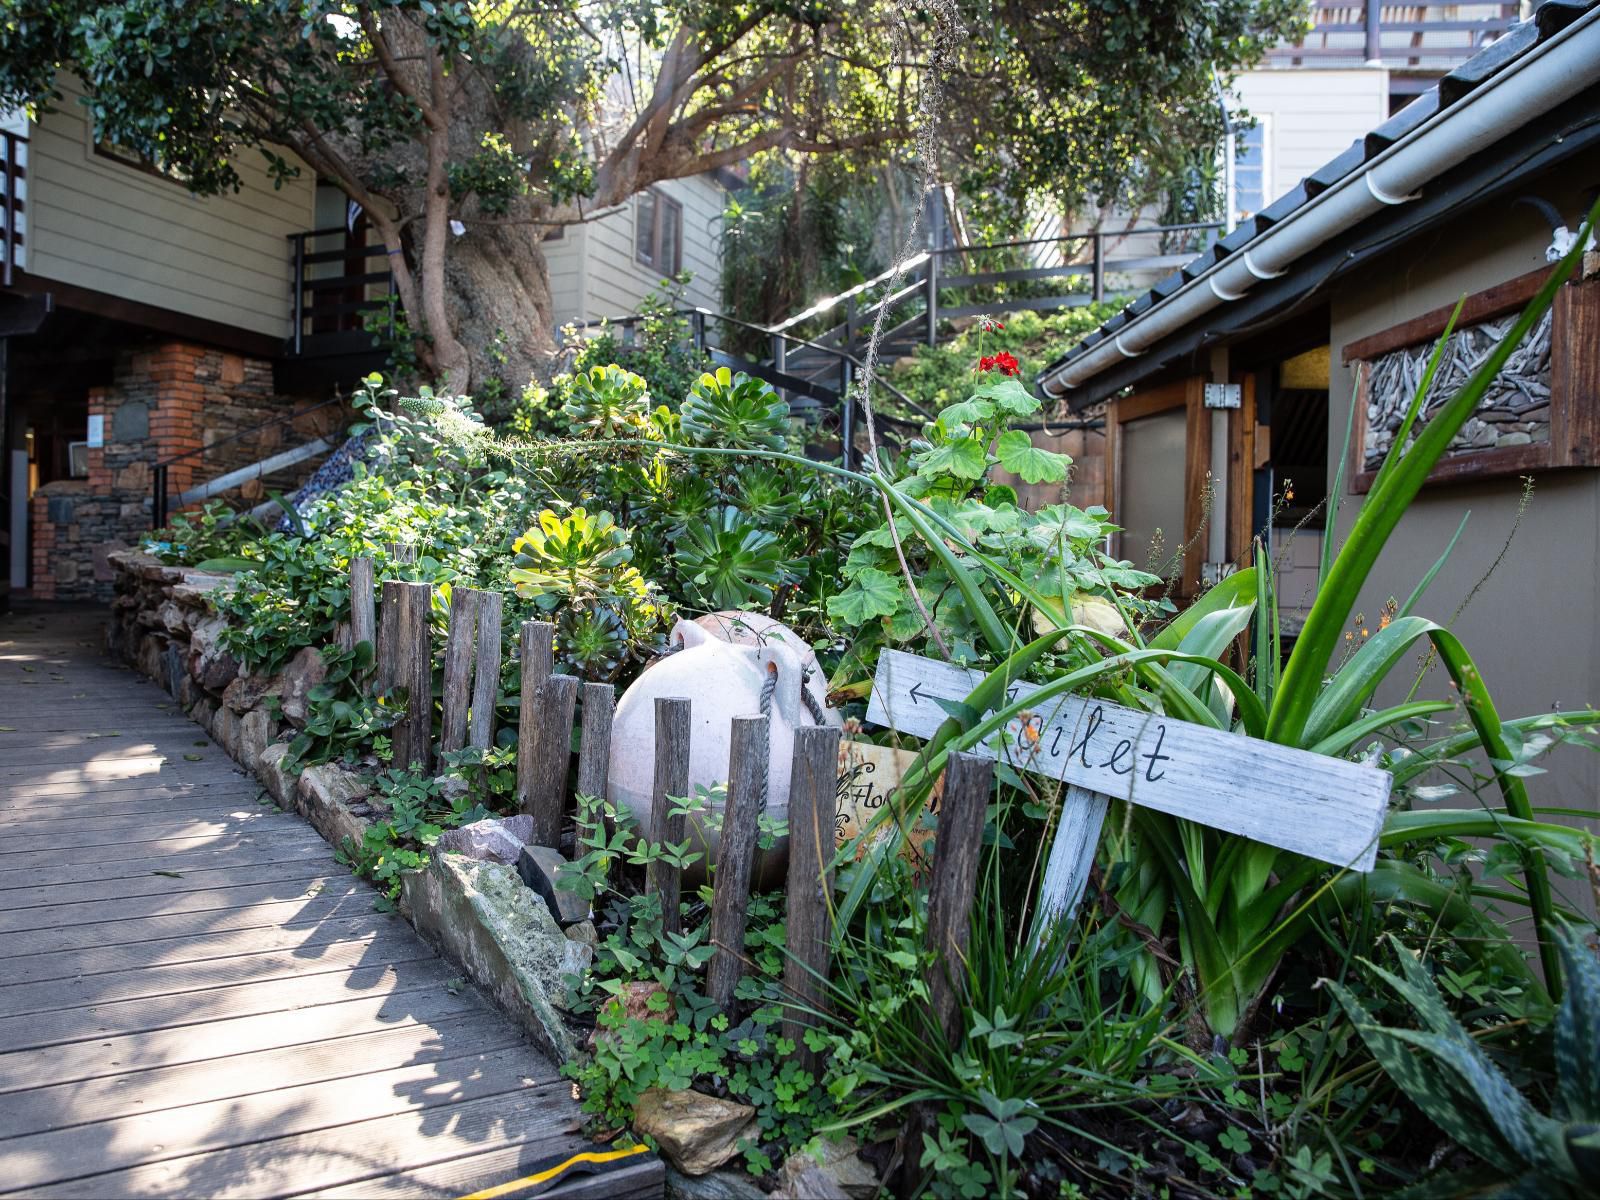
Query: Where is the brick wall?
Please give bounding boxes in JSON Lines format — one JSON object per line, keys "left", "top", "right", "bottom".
{"left": 28, "top": 341, "right": 301, "bottom": 602}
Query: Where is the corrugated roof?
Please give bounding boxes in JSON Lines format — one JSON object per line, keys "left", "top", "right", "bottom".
{"left": 1039, "top": 0, "right": 1598, "bottom": 392}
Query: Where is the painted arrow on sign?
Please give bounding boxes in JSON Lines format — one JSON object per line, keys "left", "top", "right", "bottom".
{"left": 866, "top": 648, "right": 1391, "bottom": 873}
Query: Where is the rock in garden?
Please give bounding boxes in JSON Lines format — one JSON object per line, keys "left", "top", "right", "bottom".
{"left": 633, "top": 1088, "right": 757, "bottom": 1176}
{"left": 434, "top": 814, "right": 534, "bottom": 865}
{"left": 516, "top": 844, "right": 589, "bottom": 926}
{"left": 773, "top": 1139, "right": 878, "bottom": 1200}
{"left": 666, "top": 1166, "right": 769, "bottom": 1200}
{"left": 222, "top": 671, "right": 274, "bottom": 713}
{"left": 255, "top": 742, "right": 296, "bottom": 807}
{"left": 238, "top": 708, "right": 272, "bottom": 772}
{"left": 277, "top": 645, "right": 328, "bottom": 727}
{"left": 401, "top": 854, "right": 582, "bottom": 1061}
{"left": 296, "top": 764, "right": 371, "bottom": 848}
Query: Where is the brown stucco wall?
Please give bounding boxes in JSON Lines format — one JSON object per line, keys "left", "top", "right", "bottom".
{"left": 1326, "top": 180, "right": 1600, "bottom": 913}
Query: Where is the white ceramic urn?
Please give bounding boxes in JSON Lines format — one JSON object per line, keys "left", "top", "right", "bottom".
{"left": 607, "top": 612, "right": 841, "bottom": 878}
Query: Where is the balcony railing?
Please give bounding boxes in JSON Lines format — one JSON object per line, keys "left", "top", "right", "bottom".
{"left": 2, "top": 129, "right": 27, "bottom": 288}
{"left": 287, "top": 227, "right": 395, "bottom": 357}
{"left": 1267, "top": 2, "right": 1520, "bottom": 71}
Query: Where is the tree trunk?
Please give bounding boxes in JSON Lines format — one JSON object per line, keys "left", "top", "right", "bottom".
{"left": 442, "top": 223, "right": 561, "bottom": 399}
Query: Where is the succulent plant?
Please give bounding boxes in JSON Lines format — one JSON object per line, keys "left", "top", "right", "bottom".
{"left": 674, "top": 505, "right": 785, "bottom": 610}
{"left": 557, "top": 602, "right": 631, "bottom": 682}
{"left": 508, "top": 507, "right": 635, "bottom": 605}
{"left": 562, "top": 364, "right": 652, "bottom": 439}
{"left": 680, "top": 366, "right": 790, "bottom": 450}
{"left": 1330, "top": 926, "right": 1600, "bottom": 1198}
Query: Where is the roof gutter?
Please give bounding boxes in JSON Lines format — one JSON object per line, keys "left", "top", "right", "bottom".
{"left": 1041, "top": 6, "right": 1600, "bottom": 397}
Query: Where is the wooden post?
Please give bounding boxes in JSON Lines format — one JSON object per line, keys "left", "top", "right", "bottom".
{"left": 1027, "top": 784, "right": 1111, "bottom": 956}
{"left": 527, "top": 673, "right": 579, "bottom": 846}
{"left": 576, "top": 681, "right": 616, "bottom": 799}
{"left": 707, "top": 714, "right": 770, "bottom": 1010}
{"left": 923, "top": 750, "right": 992, "bottom": 1045}
{"left": 924, "top": 253, "right": 939, "bottom": 347}
{"left": 374, "top": 579, "right": 401, "bottom": 694}
{"left": 388, "top": 581, "right": 434, "bottom": 774}
{"left": 439, "top": 587, "right": 480, "bottom": 755}
{"left": 469, "top": 591, "right": 503, "bottom": 751}
{"left": 349, "top": 556, "right": 375, "bottom": 654}
{"left": 516, "top": 621, "right": 554, "bottom": 819}
{"left": 782, "top": 725, "right": 842, "bottom": 1072}
{"left": 1092, "top": 233, "right": 1105, "bottom": 303}
{"left": 647, "top": 697, "right": 691, "bottom": 936}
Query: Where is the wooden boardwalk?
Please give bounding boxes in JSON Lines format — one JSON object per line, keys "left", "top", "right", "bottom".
{"left": 0, "top": 610, "right": 658, "bottom": 1200}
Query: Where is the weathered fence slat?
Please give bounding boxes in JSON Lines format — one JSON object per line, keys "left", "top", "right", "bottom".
{"left": 439, "top": 587, "right": 481, "bottom": 755}
{"left": 647, "top": 697, "right": 692, "bottom": 937}
{"left": 386, "top": 542, "right": 417, "bottom": 564}
{"left": 374, "top": 580, "right": 400, "bottom": 695}
{"left": 527, "top": 674, "right": 579, "bottom": 846}
{"left": 923, "top": 750, "right": 992, "bottom": 1045}
{"left": 349, "top": 557, "right": 375, "bottom": 665}
{"left": 781, "top": 725, "right": 842, "bottom": 1071}
{"left": 388, "top": 581, "right": 434, "bottom": 774}
{"left": 576, "top": 682, "right": 616, "bottom": 799}
{"left": 708, "top": 714, "right": 770, "bottom": 1010}
{"left": 469, "top": 591, "right": 503, "bottom": 751}
{"left": 516, "top": 621, "right": 554, "bottom": 820}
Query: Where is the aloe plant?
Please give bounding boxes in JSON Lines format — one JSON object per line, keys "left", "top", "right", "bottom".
{"left": 1328, "top": 926, "right": 1600, "bottom": 1198}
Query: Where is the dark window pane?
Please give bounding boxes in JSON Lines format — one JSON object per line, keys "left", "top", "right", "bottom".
{"left": 660, "top": 199, "right": 682, "bottom": 275}
{"left": 635, "top": 192, "right": 657, "bottom": 264}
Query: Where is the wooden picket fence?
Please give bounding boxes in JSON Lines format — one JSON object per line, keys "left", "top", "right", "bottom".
{"left": 350, "top": 556, "right": 993, "bottom": 1058}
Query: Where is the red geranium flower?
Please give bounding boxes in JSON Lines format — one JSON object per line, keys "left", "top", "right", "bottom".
{"left": 990, "top": 351, "right": 1020, "bottom": 376}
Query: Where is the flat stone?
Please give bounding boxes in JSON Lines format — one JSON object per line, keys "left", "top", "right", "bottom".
{"left": 400, "top": 854, "right": 581, "bottom": 1062}
{"left": 565, "top": 920, "right": 599, "bottom": 948}
{"left": 296, "top": 764, "right": 371, "bottom": 849}
{"left": 634, "top": 1088, "right": 757, "bottom": 1176}
{"left": 222, "top": 672, "right": 275, "bottom": 714}
{"left": 238, "top": 708, "right": 272, "bottom": 772}
{"left": 112, "top": 399, "right": 149, "bottom": 442}
{"left": 516, "top": 844, "right": 589, "bottom": 926}
{"left": 171, "top": 575, "right": 230, "bottom": 604}
{"left": 256, "top": 742, "right": 296, "bottom": 807}
{"left": 666, "top": 1167, "right": 768, "bottom": 1200}
{"left": 1499, "top": 431, "right": 1532, "bottom": 446}
{"left": 434, "top": 814, "right": 534, "bottom": 865}
{"left": 277, "top": 646, "right": 328, "bottom": 728}
{"left": 774, "top": 1138, "right": 879, "bottom": 1200}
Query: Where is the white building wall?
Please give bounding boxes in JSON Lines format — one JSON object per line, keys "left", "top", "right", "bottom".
{"left": 1233, "top": 68, "right": 1391, "bottom": 207}
{"left": 577, "top": 175, "right": 723, "bottom": 322}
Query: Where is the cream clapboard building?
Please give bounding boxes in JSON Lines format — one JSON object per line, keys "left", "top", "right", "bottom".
{"left": 0, "top": 78, "right": 727, "bottom": 600}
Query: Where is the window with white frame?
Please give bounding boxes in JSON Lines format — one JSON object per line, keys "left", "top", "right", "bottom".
{"left": 1232, "top": 118, "right": 1270, "bottom": 222}
{"left": 635, "top": 188, "right": 682, "bottom": 275}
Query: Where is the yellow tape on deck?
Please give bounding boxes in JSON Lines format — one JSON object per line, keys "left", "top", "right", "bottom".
{"left": 456, "top": 1142, "right": 652, "bottom": 1200}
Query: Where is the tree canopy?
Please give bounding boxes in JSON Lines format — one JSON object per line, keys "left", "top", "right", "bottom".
{"left": 0, "top": 0, "right": 1302, "bottom": 389}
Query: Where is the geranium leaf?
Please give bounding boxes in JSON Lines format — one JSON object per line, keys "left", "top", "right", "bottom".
{"left": 913, "top": 436, "right": 989, "bottom": 480}
{"left": 995, "top": 430, "right": 1069, "bottom": 484}
{"left": 972, "top": 376, "right": 1039, "bottom": 415}
{"left": 826, "top": 567, "right": 903, "bottom": 625}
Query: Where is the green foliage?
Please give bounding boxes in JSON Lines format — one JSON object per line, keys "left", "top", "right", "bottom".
{"left": 1331, "top": 927, "right": 1600, "bottom": 1197}
{"left": 562, "top": 364, "right": 653, "bottom": 438}
{"left": 283, "top": 641, "right": 392, "bottom": 774}
{"left": 143, "top": 500, "right": 263, "bottom": 568}
{"left": 337, "top": 761, "right": 498, "bottom": 905}
{"left": 681, "top": 367, "right": 792, "bottom": 451}
{"left": 675, "top": 506, "right": 786, "bottom": 610}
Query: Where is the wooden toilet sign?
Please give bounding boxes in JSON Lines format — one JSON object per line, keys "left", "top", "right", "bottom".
{"left": 866, "top": 650, "right": 1393, "bottom": 936}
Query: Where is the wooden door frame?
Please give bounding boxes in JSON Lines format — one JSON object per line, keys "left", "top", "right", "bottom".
{"left": 1104, "top": 375, "right": 1210, "bottom": 600}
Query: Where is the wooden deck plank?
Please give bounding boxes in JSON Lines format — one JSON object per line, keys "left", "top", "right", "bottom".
{"left": 0, "top": 872, "right": 359, "bottom": 935}
{"left": 0, "top": 1011, "right": 519, "bottom": 1141}
{"left": 9, "top": 1084, "right": 590, "bottom": 1200}
{"left": 1, "top": 891, "right": 383, "bottom": 958}
{"left": 0, "top": 983, "right": 490, "bottom": 1093}
{"left": 4, "top": 913, "right": 404, "bottom": 984}
{"left": 0, "top": 953, "right": 455, "bottom": 1052}
{"left": 1, "top": 1045, "right": 554, "bottom": 1192}
{"left": 0, "top": 832, "right": 332, "bottom": 891}
{"left": 0, "top": 933, "right": 431, "bottom": 1019}
{"left": 0, "top": 611, "right": 630, "bottom": 1200}
{"left": 308, "top": 1145, "right": 667, "bottom": 1200}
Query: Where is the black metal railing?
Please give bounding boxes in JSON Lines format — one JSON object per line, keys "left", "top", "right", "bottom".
{"left": 151, "top": 395, "right": 346, "bottom": 528}
{"left": 287, "top": 227, "right": 395, "bottom": 357}
{"left": 1266, "top": 2, "right": 1519, "bottom": 69}
{"left": 2, "top": 129, "right": 27, "bottom": 288}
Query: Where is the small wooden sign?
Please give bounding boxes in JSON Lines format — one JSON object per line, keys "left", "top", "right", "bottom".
{"left": 834, "top": 740, "right": 941, "bottom": 855}
{"left": 866, "top": 649, "right": 1390, "bottom": 872}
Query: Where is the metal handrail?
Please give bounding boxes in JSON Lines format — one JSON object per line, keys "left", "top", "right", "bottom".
{"left": 151, "top": 395, "right": 346, "bottom": 528}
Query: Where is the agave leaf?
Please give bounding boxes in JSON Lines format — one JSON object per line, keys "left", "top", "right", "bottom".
{"left": 1149, "top": 567, "right": 1258, "bottom": 652}
{"left": 1302, "top": 615, "right": 1437, "bottom": 747}
{"left": 1399, "top": 510, "right": 1471, "bottom": 619}
{"left": 1329, "top": 981, "right": 1530, "bottom": 1177}
{"left": 1555, "top": 926, "right": 1600, "bottom": 1123}
{"left": 1166, "top": 604, "right": 1255, "bottom": 701}
{"left": 1307, "top": 699, "right": 1453, "bottom": 759}
{"left": 1321, "top": 380, "right": 1358, "bottom": 589}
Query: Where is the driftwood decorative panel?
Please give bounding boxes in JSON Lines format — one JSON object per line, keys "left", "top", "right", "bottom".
{"left": 1343, "top": 268, "right": 1600, "bottom": 491}
{"left": 1361, "top": 307, "right": 1553, "bottom": 472}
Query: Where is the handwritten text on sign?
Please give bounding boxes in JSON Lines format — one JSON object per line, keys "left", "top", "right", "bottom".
{"left": 865, "top": 649, "right": 1391, "bottom": 871}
